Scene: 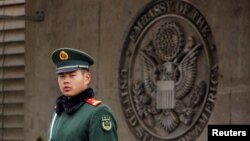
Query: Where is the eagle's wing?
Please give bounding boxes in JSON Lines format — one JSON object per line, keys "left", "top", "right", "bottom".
{"left": 140, "top": 51, "right": 157, "bottom": 98}
{"left": 175, "top": 44, "right": 202, "bottom": 99}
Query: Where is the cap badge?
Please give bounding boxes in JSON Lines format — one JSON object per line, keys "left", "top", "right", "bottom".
{"left": 59, "top": 51, "right": 69, "bottom": 60}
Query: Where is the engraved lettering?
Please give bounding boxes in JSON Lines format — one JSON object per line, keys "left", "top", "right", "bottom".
{"left": 199, "top": 110, "right": 209, "bottom": 126}
{"left": 125, "top": 105, "right": 134, "bottom": 116}
{"left": 191, "top": 9, "right": 211, "bottom": 37}
{"left": 136, "top": 127, "right": 144, "bottom": 139}
{"left": 129, "top": 1, "right": 174, "bottom": 43}
{"left": 142, "top": 131, "right": 151, "bottom": 141}
{"left": 204, "top": 103, "right": 213, "bottom": 115}
{"left": 122, "top": 96, "right": 130, "bottom": 105}
{"left": 120, "top": 69, "right": 129, "bottom": 98}
{"left": 121, "top": 90, "right": 129, "bottom": 97}
{"left": 184, "top": 132, "right": 193, "bottom": 141}
{"left": 129, "top": 115, "right": 138, "bottom": 126}
{"left": 207, "top": 102, "right": 215, "bottom": 113}
{"left": 140, "top": 12, "right": 153, "bottom": 28}
{"left": 129, "top": 25, "right": 143, "bottom": 43}
{"left": 121, "top": 69, "right": 128, "bottom": 78}
{"left": 153, "top": 2, "right": 167, "bottom": 15}
{"left": 208, "top": 91, "right": 216, "bottom": 103}
{"left": 120, "top": 80, "right": 128, "bottom": 91}
{"left": 176, "top": 1, "right": 191, "bottom": 15}
{"left": 192, "top": 9, "right": 204, "bottom": 28}
{"left": 165, "top": 0, "right": 174, "bottom": 12}
{"left": 193, "top": 126, "right": 201, "bottom": 137}
{"left": 211, "top": 64, "right": 219, "bottom": 85}
{"left": 195, "top": 124, "right": 203, "bottom": 134}
{"left": 201, "top": 24, "right": 211, "bottom": 38}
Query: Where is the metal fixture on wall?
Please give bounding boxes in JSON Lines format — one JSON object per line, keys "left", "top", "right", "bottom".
{"left": 0, "top": 9, "right": 45, "bottom": 22}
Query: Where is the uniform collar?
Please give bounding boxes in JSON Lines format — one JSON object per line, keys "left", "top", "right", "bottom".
{"left": 55, "top": 88, "right": 94, "bottom": 115}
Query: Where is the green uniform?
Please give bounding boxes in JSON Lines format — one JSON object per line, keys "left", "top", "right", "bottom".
{"left": 48, "top": 102, "right": 118, "bottom": 141}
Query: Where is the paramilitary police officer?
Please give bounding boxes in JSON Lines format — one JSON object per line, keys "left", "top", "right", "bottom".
{"left": 48, "top": 48, "right": 118, "bottom": 141}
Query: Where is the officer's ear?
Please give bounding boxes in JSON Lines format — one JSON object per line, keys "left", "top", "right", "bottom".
{"left": 81, "top": 69, "right": 91, "bottom": 82}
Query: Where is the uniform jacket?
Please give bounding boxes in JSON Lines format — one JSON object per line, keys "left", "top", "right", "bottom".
{"left": 48, "top": 88, "right": 118, "bottom": 141}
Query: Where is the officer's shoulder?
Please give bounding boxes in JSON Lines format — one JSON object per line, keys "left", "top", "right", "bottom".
{"left": 85, "top": 98, "right": 113, "bottom": 113}
{"left": 85, "top": 98, "right": 102, "bottom": 107}
{"left": 86, "top": 98, "right": 112, "bottom": 112}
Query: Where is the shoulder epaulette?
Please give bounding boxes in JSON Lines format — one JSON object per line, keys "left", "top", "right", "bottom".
{"left": 85, "top": 98, "right": 102, "bottom": 107}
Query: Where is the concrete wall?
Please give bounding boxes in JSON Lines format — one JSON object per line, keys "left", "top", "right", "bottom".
{"left": 25, "top": 0, "right": 250, "bottom": 141}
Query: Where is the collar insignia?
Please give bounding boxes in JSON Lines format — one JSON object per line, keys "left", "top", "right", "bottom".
{"left": 85, "top": 98, "right": 101, "bottom": 106}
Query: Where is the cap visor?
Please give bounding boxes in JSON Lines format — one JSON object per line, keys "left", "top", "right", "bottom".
{"left": 56, "top": 67, "right": 80, "bottom": 74}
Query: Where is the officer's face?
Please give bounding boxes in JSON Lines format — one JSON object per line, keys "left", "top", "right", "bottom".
{"left": 57, "top": 69, "right": 91, "bottom": 97}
